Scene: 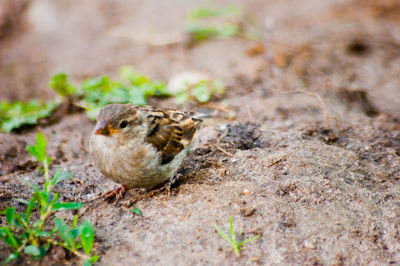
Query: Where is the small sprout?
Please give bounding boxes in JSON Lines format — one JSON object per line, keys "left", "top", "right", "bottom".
{"left": 26, "top": 132, "right": 48, "bottom": 165}
{"left": 186, "top": 5, "right": 242, "bottom": 42}
{"left": 172, "top": 79, "right": 225, "bottom": 104}
{"left": 185, "top": 23, "right": 240, "bottom": 42}
{"left": 26, "top": 132, "right": 51, "bottom": 186}
{"left": 185, "top": 4, "right": 263, "bottom": 44}
{"left": 0, "top": 133, "right": 97, "bottom": 264}
{"left": 188, "top": 5, "right": 241, "bottom": 20}
{"left": 49, "top": 73, "right": 77, "bottom": 96}
{"left": 131, "top": 208, "right": 143, "bottom": 216}
{"left": 214, "top": 217, "right": 260, "bottom": 256}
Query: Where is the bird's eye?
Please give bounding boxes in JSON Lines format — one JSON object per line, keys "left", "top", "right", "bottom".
{"left": 119, "top": 120, "right": 128, "bottom": 128}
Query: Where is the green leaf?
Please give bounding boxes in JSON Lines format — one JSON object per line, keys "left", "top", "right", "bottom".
{"left": 34, "top": 230, "right": 52, "bottom": 238}
{"left": 188, "top": 5, "right": 241, "bottom": 20}
{"left": 24, "top": 180, "right": 40, "bottom": 191}
{"left": 82, "top": 76, "right": 111, "bottom": 93}
{"left": 25, "top": 196, "right": 38, "bottom": 225}
{"left": 83, "top": 260, "right": 92, "bottom": 266}
{"left": 0, "top": 100, "right": 59, "bottom": 133}
{"left": 185, "top": 24, "right": 219, "bottom": 41}
{"left": 89, "top": 254, "right": 99, "bottom": 263}
{"left": 13, "top": 213, "right": 26, "bottom": 229}
{"left": 216, "top": 23, "right": 239, "bottom": 38}
{"left": 32, "top": 220, "right": 42, "bottom": 228}
{"left": 26, "top": 132, "right": 47, "bottom": 163}
{"left": 0, "top": 227, "right": 20, "bottom": 248}
{"left": 128, "top": 87, "right": 147, "bottom": 105}
{"left": 49, "top": 73, "right": 77, "bottom": 96}
{"left": 120, "top": 66, "right": 149, "bottom": 85}
{"left": 79, "top": 220, "right": 95, "bottom": 255}
{"left": 75, "top": 67, "right": 175, "bottom": 121}
{"left": 5, "top": 207, "right": 15, "bottom": 227}
{"left": 17, "top": 199, "right": 30, "bottom": 205}
{"left": 48, "top": 170, "right": 74, "bottom": 192}
{"left": 54, "top": 218, "right": 76, "bottom": 251}
{"left": 192, "top": 83, "right": 211, "bottom": 103}
{"left": 49, "top": 193, "right": 59, "bottom": 210}
{"left": 53, "top": 202, "right": 84, "bottom": 211}
{"left": 36, "top": 243, "right": 50, "bottom": 260}
{"left": 71, "top": 228, "right": 79, "bottom": 240}
{"left": 4, "top": 252, "right": 18, "bottom": 264}
{"left": 131, "top": 208, "right": 143, "bottom": 216}
{"left": 72, "top": 214, "right": 78, "bottom": 229}
{"left": 24, "top": 245, "right": 41, "bottom": 256}
{"left": 36, "top": 191, "right": 50, "bottom": 214}
{"left": 174, "top": 92, "right": 189, "bottom": 104}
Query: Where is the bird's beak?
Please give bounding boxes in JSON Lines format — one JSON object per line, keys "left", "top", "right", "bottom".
{"left": 94, "top": 120, "right": 118, "bottom": 136}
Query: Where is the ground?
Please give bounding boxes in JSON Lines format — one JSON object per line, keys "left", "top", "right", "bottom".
{"left": 1, "top": 0, "right": 400, "bottom": 265}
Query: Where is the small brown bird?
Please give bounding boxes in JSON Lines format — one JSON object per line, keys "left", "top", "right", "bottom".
{"left": 89, "top": 103, "right": 203, "bottom": 201}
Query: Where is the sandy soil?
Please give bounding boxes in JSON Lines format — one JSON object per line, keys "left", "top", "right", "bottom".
{"left": 1, "top": 0, "right": 400, "bottom": 265}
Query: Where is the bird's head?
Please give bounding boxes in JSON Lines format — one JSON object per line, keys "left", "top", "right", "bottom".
{"left": 94, "top": 103, "right": 144, "bottom": 138}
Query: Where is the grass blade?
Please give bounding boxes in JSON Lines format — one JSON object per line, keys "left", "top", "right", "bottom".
{"left": 213, "top": 224, "right": 233, "bottom": 245}
{"left": 237, "top": 234, "right": 260, "bottom": 248}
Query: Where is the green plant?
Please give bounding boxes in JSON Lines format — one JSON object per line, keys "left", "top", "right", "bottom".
{"left": 49, "top": 73, "right": 77, "bottom": 97}
{"left": 214, "top": 217, "right": 260, "bottom": 257}
{"left": 174, "top": 80, "right": 224, "bottom": 104}
{"left": 0, "top": 66, "right": 226, "bottom": 133}
{"left": 50, "top": 67, "right": 171, "bottom": 120}
{"left": 0, "top": 100, "right": 59, "bottom": 133}
{"left": 185, "top": 3, "right": 264, "bottom": 44}
{"left": 186, "top": 5, "right": 242, "bottom": 42}
{"left": 131, "top": 208, "right": 143, "bottom": 217}
{"left": 0, "top": 133, "right": 97, "bottom": 265}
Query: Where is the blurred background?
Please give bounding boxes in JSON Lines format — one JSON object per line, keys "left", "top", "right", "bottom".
{"left": 0, "top": 0, "right": 399, "bottom": 116}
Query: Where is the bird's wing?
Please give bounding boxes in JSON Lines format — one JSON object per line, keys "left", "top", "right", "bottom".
{"left": 145, "top": 108, "right": 202, "bottom": 164}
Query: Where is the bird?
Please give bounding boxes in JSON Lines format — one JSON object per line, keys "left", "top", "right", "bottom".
{"left": 89, "top": 103, "right": 203, "bottom": 202}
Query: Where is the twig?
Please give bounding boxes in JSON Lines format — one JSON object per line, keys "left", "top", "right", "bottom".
{"left": 279, "top": 88, "right": 331, "bottom": 130}
{"left": 247, "top": 106, "right": 254, "bottom": 123}
{"left": 213, "top": 127, "right": 234, "bottom": 157}
{"left": 268, "top": 152, "right": 293, "bottom": 168}
{"left": 215, "top": 145, "right": 234, "bottom": 157}
{"left": 264, "top": 17, "right": 281, "bottom": 77}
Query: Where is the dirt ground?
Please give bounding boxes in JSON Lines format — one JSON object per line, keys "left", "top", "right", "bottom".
{"left": 1, "top": 0, "right": 400, "bottom": 265}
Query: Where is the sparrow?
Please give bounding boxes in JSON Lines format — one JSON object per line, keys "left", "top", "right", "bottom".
{"left": 89, "top": 103, "right": 203, "bottom": 201}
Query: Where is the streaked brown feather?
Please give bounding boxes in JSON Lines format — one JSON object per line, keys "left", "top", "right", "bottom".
{"left": 144, "top": 107, "right": 202, "bottom": 164}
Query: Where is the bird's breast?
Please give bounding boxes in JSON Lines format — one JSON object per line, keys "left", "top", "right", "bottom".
{"left": 90, "top": 134, "right": 178, "bottom": 187}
